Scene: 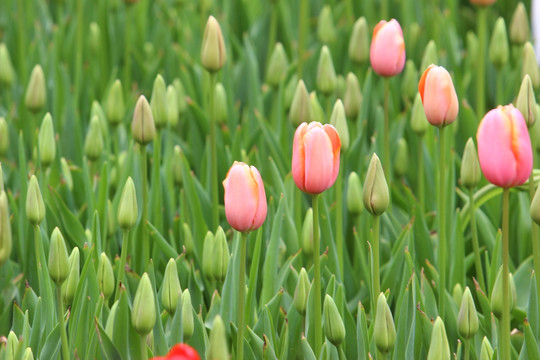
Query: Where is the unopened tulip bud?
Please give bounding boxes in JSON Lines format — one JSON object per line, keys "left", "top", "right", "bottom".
{"left": 330, "top": 100, "right": 349, "bottom": 151}
{"left": 26, "top": 175, "right": 45, "bottom": 225}
{"left": 105, "top": 80, "right": 125, "bottom": 126}
{"left": 97, "top": 252, "right": 114, "bottom": 299}
{"left": 0, "top": 117, "right": 8, "bottom": 156}
{"left": 289, "top": 80, "right": 310, "bottom": 126}
{"left": 166, "top": 85, "right": 179, "bottom": 127}
{"left": 480, "top": 336, "right": 494, "bottom": 360}
{"left": 510, "top": 3, "right": 529, "bottom": 45}
{"left": 344, "top": 73, "right": 362, "bottom": 120}
{"left": 323, "top": 294, "right": 346, "bottom": 346}
{"left": 317, "top": 6, "right": 336, "bottom": 44}
{"left": 316, "top": 46, "right": 337, "bottom": 95}
{"left": 105, "top": 301, "right": 119, "bottom": 338}
{"left": 349, "top": 17, "right": 369, "bottom": 64}
{"left": 182, "top": 223, "right": 194, "bottom": 255}
{"left": 302, "top": 208, "right": 314, "bottom": 256}
{"left": 117, "top": 177, "right": 138, "bottom": 231}
{"left": 461, "top": 138, "right": 481, "bottom": 189}
{"left": 363, "top": 154, "right": 389, "bottom": 216}
{"left": 457, "top": 287, "right": 479, "bottom": 339}
{"left": 523, "top": 42, "right": 540, "bottom": 89}
{"left": 452, "top": 283, "right": 463, "bottom": 305}
{"left": 411, "top": 93, "right": 429, "bottom": 136}
{"left": 294, "top": 268, "right": 310, "bottom": 315}
{"left": 309, "top": 92, "right": 325, "bottom": 124}
{"left": 347, "top": 172, "right": 363, "bottom": 215}
{"left": 370, "top": 19, "right": 406, "bottom": 77}
{"left": 535, "top": 105, "right": 540, "bottom": 152}
{"left": 202, "top": 231, "right": 215, "bottom": 280}
{"left": 265, "top": 43, "right": 288, "bottom": 87}
{"left": 62, "top": 247, "right": 80, "bottom": 305}
{"left": 213, "top": 83, "right": 228, "bottom": 125}
{"left": 182, "top": 289, "right": 194, "bottom": 340}
{"left": 394, "top": 138, "right": 409, "bottom": 178}
{"left": 22, "top": 347, "right": 34, "bottom": 360}
{"left": 420, "top": 40, "right": 438, "bottom": 75}
{"left": 162, "top": 258, "right": 181, "bottom": 315}
{"left": 25, "top": 65, "right": 46, "bottom": 113}
{"left": 131, "top": 95, "right": 155, "bottom": 145}
{"left": 466, "top": 32, "right": 479, "bottom": 69}
{"left": 284, "top": 75, "right": 299, "bottom": 111}
{"left": 84, "top": 116, "right": 104, "bottom": 161}
{"left": 48, "top": 227, "right": 69, "bottom": 285}
{"left": 0, "top": 191, "right": 12, "bottom": 267}
{"left": 530, "top": 184, "right": 540, "bottom": 226}
{"left": 90, "top": 100, "right": 108, "bottom": 139}
{"left": 207, "top": 315, "right": 228, "bottom": 360}
{"left": 132, "top": 273, "right": 156, "bottom": 335}
{"left": 89, "top": 22, "right": 101, "bottom": 55}
{"left": 172, "top": 145, "right": 183, "bottom": 186}
{"left": 172, "top": 79, "right": 187, "bottom": 116}
{"left": 201, "top": 16, "right": 226, "bottom": 73}
{"left": 151, "top": 74, "right": 168, "bottom": 129}
{"left": 212, "top": 226, "right": 229, "bottom": 281}
{"left": 374, "top": 293, "right": 396, "bottom": 354}
{"left": 427, "top": 317, "right": 450, "bottom": 360}
{"left": 516, "top": 74, "right": 536, "bottom": 127}
{"left": 491, "top": 267, "right": 516, "bottom": 318}
{"left": 489, "top": 18, "right": 509, "bottom": 69}
{"left": 402, "top": 60, "right": 418, "bottom": 103}
{"left": 39, "top": 113, "right": 56, "bottom": 167}
{"left": 60, "top": 158, "right": 73, "bottom": 191}
{"left": 0, "top": 43, "right": 15, "bottom": 86}
{"left": 6, "top": 331, "right": 19, "bottom": 359}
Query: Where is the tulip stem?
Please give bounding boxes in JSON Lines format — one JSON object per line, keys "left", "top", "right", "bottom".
{"left": 56, "top": 285, "right": 70, "bottom": 360}
{"left": 140, "top": 145, "right": 149, "bottom": 271}
{"left": 115, "top": 230, "right": 130, "bottom": 302}
{"left": 140, "top": 334, "right": 148, "bottom": 360}
{"left": 372, "top": 215, "right": 381, "bottom": 316}
{"left": 336, "top": 162, "right": 344, "bottom": 281}
{"left": 438, "top": 126, "right": 447, "bottom": 317}
{"left": 529, "top": 172, "right": 540, "bottom": 311}
{"left": 237, "top": 232, "right": 247, "bottom": 360}
{"left": 266, "top": 2, "right": 278, "bottom": 67}
{"left": 298, "top": 0, "right": 309, "bottom": 78}
{"left": 312, "top": 194, "right": 322, "bottom": 357}
{"left": 464, "top": 338, "right": 470, "bottom": 360}
{"left": 476, "top": 6, "right": 487, "bottom": 120}
{"left": 123, "top": 4, "right": 132, "bottom": 94}
{"left": 209, "top": 72, "right": 219, "bottom": 230}
{"left": 501, "top": 187, "right": 511, "bottom": 360}
{"left": 417, "top": 139, "right": 425, "bottom": 214}
{"left": 383, "top": 78, "right": 390, "bottom": 180}
{"left": 469, "top": 189, "right": 486, "bottom": 292}
{"left": 34, "top": 225, "right": 42, "bottom": 293}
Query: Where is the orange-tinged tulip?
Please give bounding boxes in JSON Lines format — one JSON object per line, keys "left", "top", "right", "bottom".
{"left": 223, "top": 162, "right": 267, "bottom": 232}
{"left": 369, "top": 19, "right": 406, "bottom": 77}
{"left": 418, "top": 65, "right": 459, "bottom": 127}
{"left": 477, "top": 105, "right": 533, "bottom": 188}
{"left": 151, "top": 344, "right": 201, "bottom": 360}
{"left": 292, "top": 122, "right": 341, "bottom": 194}
{"left": 470, "top": 0, "right": 496, "bottom": 6}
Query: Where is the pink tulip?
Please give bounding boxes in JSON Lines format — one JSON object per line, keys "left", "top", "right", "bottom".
{"left": 292, "top": 122, "right": 341, "bottom": 194}
{"left": 477, "top": 105, "right": 533, "bottom": 188}
{"left": 369, "top": 19, "right": 406, "bottom": 77}
{"left": 418, "top": 64, "right": 459, "bottom": 127}
{"left": 151, "top": 344, "right": 201, "bottom": 360}
{"left": 223, "top": 162, "right": 267, "bottom": 232}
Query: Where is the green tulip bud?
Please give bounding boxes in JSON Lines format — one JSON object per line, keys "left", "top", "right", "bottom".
{"left": 201, "top": 16, "right": 226, "bottom": 73}
{"left": 172, "top": 79, "right": 187, "bottom": 116}
{"left": 294, "top": 267, "right": 310, "bottom": 315}
{"left": 411, "top": 93, "right": 428, "bottom": 136}
{"left": 330, "top": 100, "right": 349, "bottom": 151}
{"left": 347, "top": 172, "right": 364, "bottom": 215}
{"left": 316, "top": 45, "right": 337, "bottom": 95}
{"left": 182, "top": 223, "right": 194, "bottom": 255}
{"left": 105, "top": 80, "right": 125, "bottom": 126}
{"left": 84, "top": 116, "right": 104, "bottom": 161}
{"left": 21, "top": 347, "right": 34, "bottom": 360}
{"left": 89, "top": 22, "right": 101, "bottom": 55}
{"left": 394, "top": 138, "right": 409, "bottom": 178}
{"left": 26, "top": 175, "right": 45, "bottom": 225}
{"left": 172, "top": 146, "right": 183, "bottom": 186}
{"left": 460, "top": 138, "right": 481, "bottom": 189}
{"left": 265, "top": 43, "right": 288, "bottom": 87}
{"left": 452, "top": 283, "right": 464, "bottom": 306}
{"left": 479, "top": 336, "right": 494, "bottom": 360}
{"left": 25, "top": 65, "right": 46, "bottom": 113}
{"left": 284, "top": 74, "right": 299, "bottom": 111}
{"left": 62, "top": 247, "right": 80, "bottom": 305}
{"left": 166, "top": 85, "right": 179, "bottom": 127}
{"left": 534, "top": 105, "right": 540, "bottom": 153}
{"left": 48, "top": 227, "right": 70, "bottom": 285}
{"left": 97, "top": 252, "right": 115, "bottom": 300}
{"left": 0, "top": 117, "right": 8, "bottom": 156}
{"left": 0, "top": 163, "right": 3, "bottom": 191}
{"left": 161, "top": 258, "right": 181, "bottom": 315}
{"left": 374, "top": 293, "right": 396, "bottom": 354}
{"left": 202, "top": 231, "right": 215, "bottom": 280}
{"left": 105, "top": 301, "right": 119, "bottom": 338}
{"left": 117, "top": 177, "right": 138, "bottom": 231}
{"left": 516, "top": 74, "right": 536, "bottom": 127}
{"left": 531, "top": 183, "right": 540, "bottom": 226}
{"left": 523, "top": 42, "right": 540, "bottom": 89}
{"left": 132, "top": 273, "right": 156, "bottom": 335}
{"left": 131, "top": 95, "right": 156, "bottom": 145}
{"left": 207, "top": 315, "right": 229, "bottom": 360}
{"left": 212, "top": 226, "right": 229, "bottom": 282}
{"left": 151, "top": 74, "right": 168, "bottom": 129}
{"left": 106, "top": 199, "right": 116, "bottom": 237}
{"left": 344, "top": 72, "right": 362, "bottom": 120}
{"left": 289, "top": 80, "right": 311, "bottom": 126}
{"left": 309, "top": 92, "right": 325, "bottom": 124}
{"left": 491, "top": 267, "right": 516, "bottom": 319}
{"left": 363, "top": 153, "right": 389, "bottom": 216}
{"left": 317, "top": 6, "right": 336, "bottom": 44}
{"left": 60, "top": 157, "right": 73, "bottom": 191}
{"left": 0, "top": 43, "right": 15, "bottom": 86}
{"left": 489, "top": 17, "right": 509, "bottom": 69}
{"left": 457, "top": 287, "right": 479, "bottom": 339}
{"left": 182, "top": 289, "right": 194, "bottom": 340}
{"left": 427, "top": 317, "right": 450, "bottom": 360}
{"left": 85, "top": 229, "right": 92, "bottom": 244}
{"left": 323, "top": 294, "right": 346, "bottom": 346}
{"left": 213, "top": 83, "right": 228, "bottom": 125}
{"left": 90, "top": 100, "right": 108, "bottom": 141}
{"left": 6, "top": 331, "right": 19, "bottom": 359}
{"left": 401, "top": 60, "right": 418, "bottom": 103}
{"left": 348, "top": 17, "right": 369, "bottom": 64}
{"left": 466, "top": 32, "right": 479, "bottom": 69}
{"left": 509, "top": 3, "right": 529, "bottom": 45}
{"left": 301, "top": 208, "right": 314, "bottom": 256}
{"left": 420, "top": 40, "right": 438, "bottom": 74}
{"left": 0, "top": 191, "right": 12, "bottom": 267}
{"left": 38, "top": 113, "right": 56, "bottom": 167}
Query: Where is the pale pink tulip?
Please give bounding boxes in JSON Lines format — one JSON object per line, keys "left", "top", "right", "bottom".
{"left": 369, "top": 19, "right": 406, "bottom": 77}
{"left": 418, "top": 65, "right": 459, "bottom": 127}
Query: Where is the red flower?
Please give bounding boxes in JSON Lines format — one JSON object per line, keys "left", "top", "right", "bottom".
{"left": 151, "top": 344, "right": 201, "bottom": 360}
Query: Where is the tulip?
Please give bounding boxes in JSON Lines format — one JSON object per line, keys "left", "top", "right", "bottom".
{"left": 369, "top": 19, "right": 406, "bottom": 77}
{"left": 151, "top": 344, "right": 201, "bottom": 360}
{"left": 348, "top": 17, "right": 369, "bottom": 64}
{"left": 476, "top": 105, "right": 532, "bottom": 188}
{"left": 510, "top": 3, "right": 529, "bottom": 45}
{"left": 418, "top": 65, "right": 459, "bottom": 127}
{"left": 292, "top": 122, "right": 341, "bottom": 194}
{"left": 201, "top": 16, "right": 226, "bottom": 73}
{"left": 469, "top": 0, "right": 496, "bottom": 6}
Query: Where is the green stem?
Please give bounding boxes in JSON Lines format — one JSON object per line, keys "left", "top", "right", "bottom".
{"left": 152, "top": 130, "right": 163, "bottom": 234}
{"left": 476, "top": 7, "right": 487, "bottom": 120}
{"left": 209, "top": 72, "right": 219, "bottom": 230}
{"left": 74, "top": 0, "right": 83, "bottom": 111}
{"left": 464, "top": 338, "right": 470, "bottom": 360}
{"left": 496, "top": 69, "right": 503, "bottom": 105}
{"left": 372, "top": 215, "right": 381, "bottom": 315}
{"left": 469, "top": 189, "right": 486, "bottom": 292}
{"left": 298, "top": 0, "right": 309, "bottom": 78}
{"left": 56, "top": 285, "right": 70, "bottom": 360}
{"left": 140, "top": 146, "right": 149, "bottom": 271}
{"left": 438, "top": 126, "right": 446, "bottom": 317}
{"left": 336, "top": 160, "right": 344, "bottom": 281}
{"left": 417, "top": 139, "right": 425, "bottom": 214}
{"left": 530, "top": 172, "right": 540, "bottom": 315}
{"left": 383, "top": 78, "right": 390, "bottom": 180}
{"left": 17, "top": 0, "right": 26, "bottom": 84}
{"left": 237, "top": 232, "right": 247, "bottom": 360}
{"left": 124, "top": 5, "right": 132, "bottom": 93}
{"left": 501, "top": 187, "right": 510, "bottom": 360}
{"left": 345, "top": 0, "right": 354, "bottom": 25}
{"left": 380, "top": 0, "right": 388, "bottom": 19}
{"left": 115, "top": 230, "right": 130, "bottom": 301}
{"left": 312, "top": 194, "right": 322, "bottom": 357}
{"left": 140, "top": 334, "right": 148, "bottom": 360}
{"left": 266, "top": 2, "right": 278, "bottom": 66}
{"left": 34, "top": 225, "right": 42, "bottom": 293}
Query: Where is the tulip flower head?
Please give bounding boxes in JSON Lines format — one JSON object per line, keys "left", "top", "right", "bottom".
{"left": 470, "top": 0, "right": 496, "bottom": 6}
{"left": 150, "top": 344, "right": 201, "bottom": 360}
{"left": 223, "top": 162, "right": 267, "bottom": 232}
{"left": 477, "top": 105, "right": 533, "bottom": 188}
{"left": 292, "top": 122, "right": 341, "bottom": 194}
{"left": 370, "top": 19, "right": 406, "bottom": 77}
{"left": 418, "top": 65, "right": 459, "bottom": 127}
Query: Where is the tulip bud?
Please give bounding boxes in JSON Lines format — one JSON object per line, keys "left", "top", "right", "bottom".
{"left": 302, "top": 208, "right": 314, "bottom": 256}
{"left": 531, "top": 184, "right": 540, "bottom": 226}
{"left": 172, "top": 145, "right": 183, "bottom": 186}
{"left": 309, "top": 92, "right": 325, "bottom": 124}
{"left": 0, "top": 191, "right": 12, "bottom": 267}
{"left": 105, "top": 300, "right": 119, "bottom": 338}
{"left": 182, "top": 289, "right": 194, "bottom": 340}
{"left": 132, "top": 273, "right": 156, "bottom": 335}
{"left": 534, "top": 105, "right": 540, "bottom": 153}
{"left": 344, "top": 73, "right": 362, "bottom": 120}
{"left": 489, "top": 18, "right": 509, "bottom": 69}
{"left": 26, "top": 175, "right": 45, "bottom": 225}
{"left": 117, "top": 177, "right": 138, "bottom": 231}
{"left": 516, "top": 74, "right": 536, "bottom": 127}
{"left": 509, "top": 3, "right": 530, "bottom": 45}
{"left": 418, "top": 65, "right": 459, "bottom": 127}
{"left": 265, "top": 43, "right": 288, "bottom": 87}
{"left": 317, "top": 6, "right": 336, "bottom": 44}
{"left": 289, "top": 80, "right": 311, "bottom": 126}
{"left": 207, "top": 315, "right": 229, "bottom": 360}
{"left": 213, "top": 83, "right": 228, "bottom": 125}
{"left": 48, "top": 227, "right": 70, "bottom": 285}
{"left": 427, "top": 317, "right": 450, "bottom": 360}
{"left": 0, "top": 43, "right": 15, "bottom": 86}
{"left": 420, "top": 40, "right": 438, "bottom": 75}
{"left": 201, "top": 16, "right": 226, "bottom": 73}
{"left": 60, "top": 158, "right": 73, "bottom": 191}
{"left": 90, "top": 100, "right": 108, "bottom": 140}
{"left": 6, "top": 331, "right": 19, "bottom": 359}
{"left": 105, "top": 80, "right": 125, "bottom": 126}
{"left": 38, "top": 113, "right": 56, "bottom": 168}
{"left": 131, "top": 95, "right": 155, "bottom": 145}
{"left": 284, "top": 74, "right": 299, "bottom": 111}
{"left": 374, "top": 293, "right": 396, "bottom": 354}
{"left": 330, "top": 100, "right": 349, "bottom": 151}
{"left": 480, "top": 336, "right": 494, "bottom": 360}
{"left": 97, "top": 252, "right": 115, "bottom": 299}
{"left": 25, "top": 65, "right": 46, "bottom": 113}
{"left": 349, "top": 17, "right": 369, "bottom": 64}
{"left": 162, "top": 258, "right": 181, "bottom": 314}
{"left": 84, "top": 116, "right": 104, "bottom": 161}
{"left": 457, "top": 287, "right": 479, "bottom": 339}
{"left": 294, "top": 268, "right": 310, "bottom": 315}
{"left": 89, "top": 22, "right": 101, "bottom": 55}
{"left": 363, "top": 153, "right": 389, "bottom": 216}
{"left": 316, "top": 46, "right": 337, "bottom": 95}
{"left": 202, "top": 231, "right": 215, "bottom": 280}
{"left": 0, "top": 117, "right": 8, "bottom": 157}
{"left": 166, "top": 85, "right": 179, "bottom": 127}
{"left": 401, "top": 60, "right": 418, "bottom": 103}
{"left": 394, "top": 138, "right": 409, "bottom": 178}
{"left": 523, "top": 42, "right": 540, "bottom": 89}
{"left": 0, "top": 163, "right": 3, "bottom": 192}
{"left": 460, "top": 138, "right": 481, "bottom": 189}
{"left": 151, "top": 74, "right": 168, "bottom": 129}
{"left": 466, "top": 32, "right": 479, "bottom": 69}
{"left": 212, "top": 227, "right": 229, "bottom": 281}
{"left": 452, "top": 283, "right": 463, "bottom": 305}
{"left": 323, "top": 294, "right": 346, "bottom": 346}
{"left": 106, "top": 199, "right": 116, "bottom": 237}
{"left": 347, "top": 172, "right": 364, "bottom": 215}
{"left": 172, "top": 79, "right": 187, "bottom": 116}
{"left": 411, "top": 93, "right": 429, "bottom": 136}
{"left": 182, "top": 223, "right": 194, "bottom": 255}
{"left": 22, "top": 347, "right": 34, "bottom": 360}
{"left": 62, "top": 247, "right": 80, "bottom": 305}
{"left": 370, "top": 19, "right": 406, "bottom": 77}
{"left": 491, "top": 267, "right": 516, "bottom": 318}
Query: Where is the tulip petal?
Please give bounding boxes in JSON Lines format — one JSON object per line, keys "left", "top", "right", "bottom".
{"left": 292, "top": 123, "right": 308, "bottom": 192}
{"left": 323, "top": 124, "right": 341, "bottom": 185}
{"left": 223, "top": 162, "right": 259, "bottom": 232}
{"left": 249, "top": 165, "right": 267, "bottom": 230}
{"left": 507, "top": 106, "right": 533, "bottom": 185}
{"left": 303, "top": 127, "right": 334, "bottom": 194}
{"left": 370, "top": 19, "right": 406, "bottom": 77}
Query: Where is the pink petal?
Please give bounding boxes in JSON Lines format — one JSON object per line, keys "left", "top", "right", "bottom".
{"left": 303, "top": 127, "right": 334, "bottom": 194}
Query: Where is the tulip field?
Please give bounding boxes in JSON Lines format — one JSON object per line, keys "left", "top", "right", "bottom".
{"left": 2, "top": 0, "right": 540, "bottom": 359}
